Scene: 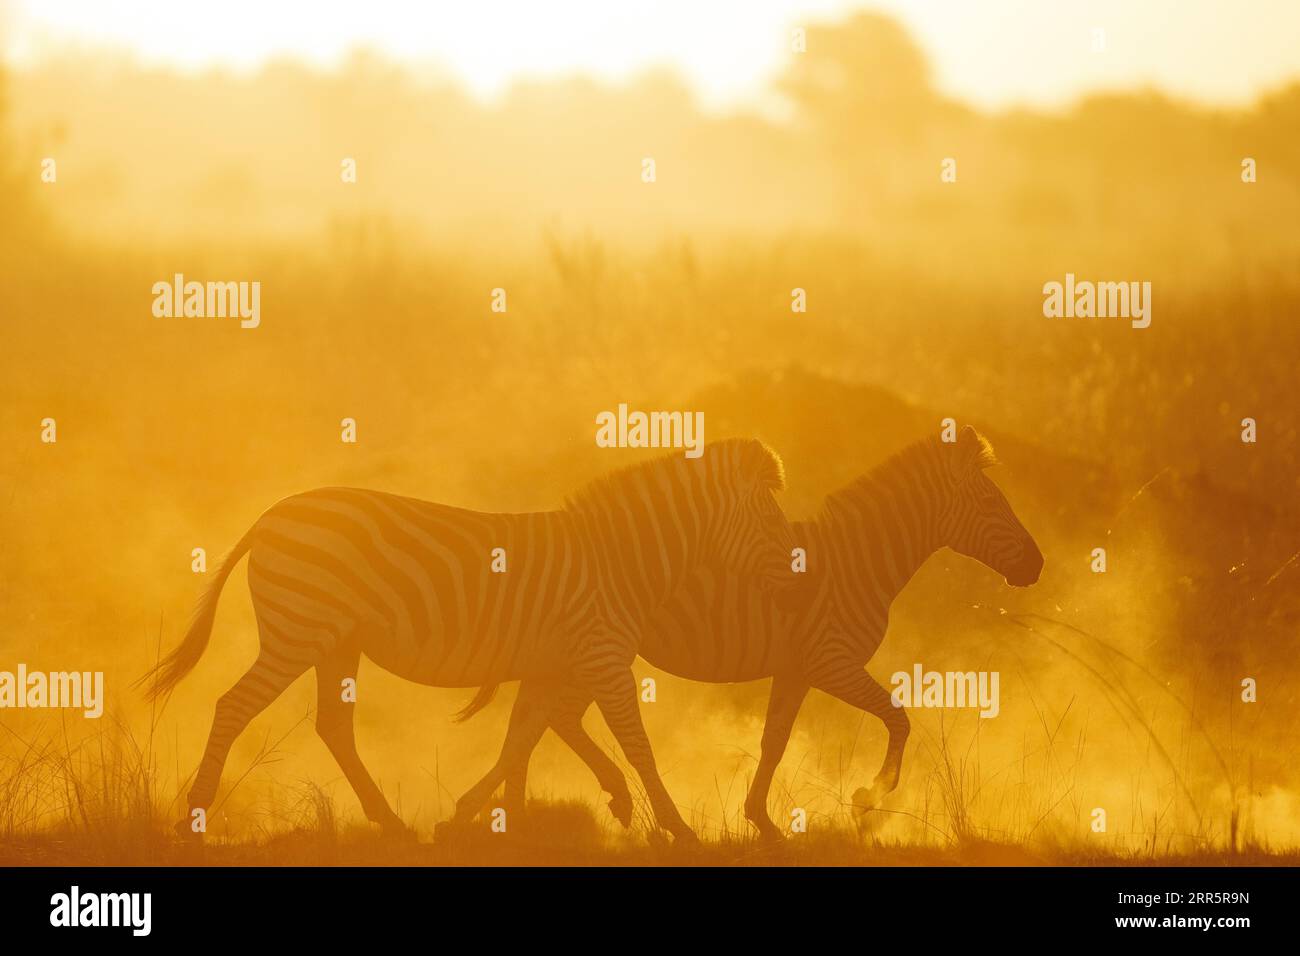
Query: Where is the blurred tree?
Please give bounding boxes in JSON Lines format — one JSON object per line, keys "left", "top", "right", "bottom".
{"left": 777, "top": 13, "right": 941, "bottom": 230}
{"left": 779, "top": 12, "right": 935, "bottom": 136}
{"left": 1252, "top": 82, "right": 1300, "bottom": 184}
{"left": 0, "top": 54, "right": 52, "bottom": 253}
{"left": 0, "top": 64, "right": 31, "bottom": 246}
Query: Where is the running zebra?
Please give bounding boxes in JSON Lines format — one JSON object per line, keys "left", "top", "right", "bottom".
{"left": 476, "top": 426, "right": 1043, "bottom": 839}
{"left": 139, "top": 438, "right": 796, "bottom": 844}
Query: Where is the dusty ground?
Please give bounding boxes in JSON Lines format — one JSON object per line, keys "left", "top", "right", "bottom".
{"left": 2, "top": 801, "right": 1294, "bottom": 867}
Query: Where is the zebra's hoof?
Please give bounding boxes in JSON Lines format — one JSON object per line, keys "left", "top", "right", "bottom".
{"left": 745, "top": 806, "right": 784, "bottom": 844}
{"left": 607, "top": 793, "right": 633, "bottom": 828}
{"left": 852, "top": 784, "right": 886, "bottom": 816}
{"left": 433, "top": 819, "right": 473, "bottom": 847}
{"left": 172, "top": 819, "right": 202, "bottom": 842}
{"left": 381, "top": 820, "right": 417, "bottom": 842}
{"left": 672, "top": 829, "right": 702, "bottom": 851}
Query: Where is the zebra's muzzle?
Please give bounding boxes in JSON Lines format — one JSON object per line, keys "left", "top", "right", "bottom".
{"left": 1004, "top": 540, "right": 1044, "bottom": 587}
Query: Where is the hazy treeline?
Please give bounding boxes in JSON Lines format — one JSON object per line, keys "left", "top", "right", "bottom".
{"left": 4, "top": 14, "right": 1300, "bottom": 254}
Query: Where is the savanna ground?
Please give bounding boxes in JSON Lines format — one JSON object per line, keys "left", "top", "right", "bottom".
{"left": 1, "top": 13, "right": 1299, "bottom": 866}
{"left": 3, "top": 711, "right": 1299, "bottom": 867}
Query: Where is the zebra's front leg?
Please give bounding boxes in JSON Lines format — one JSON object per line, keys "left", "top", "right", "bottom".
{"left": 743, "top": 673, "right": 809, "bottom": 841}
{"left": 584, "top": 663, "right": 698, "bottom": 845}
{"left": 549, "top": 694, "right": 634, "bottom": 827}
{"left": 809, "top": 662, "right": 909, "bottom": 816}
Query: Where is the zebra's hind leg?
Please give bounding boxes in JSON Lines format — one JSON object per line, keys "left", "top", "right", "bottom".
{"left": 445, "top": 680, "right": 558, "bottom": 832}
{"left": 315, "top": 649, "right": 409, "bottom": 839}
{"left": 743, "top": 673, "right": 809, "bottom": 842}
{"left": 585, "top": 664, "right": 698, "bottom": 846}
{"left": 183, "top": 648, "right": 310, "bottom": 837}
{"left": 502, "top": 681, "right": 633, "bottom": 828}
{"left": 500, "top": 680, "right": 550, "bottom": 821}
{"left": 809, "top": 664, "right": 909, "bottom": 819}
{"left": 502, "top": 752, "right": 529, "bottom": 822}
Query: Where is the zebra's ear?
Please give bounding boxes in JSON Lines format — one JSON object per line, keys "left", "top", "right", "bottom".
{"left": 946, "top": 426, "right": 998, "bottom": 481}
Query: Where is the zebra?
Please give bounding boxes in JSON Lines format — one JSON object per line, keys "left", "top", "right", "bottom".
{"left": 138, "top": 438, "right": 796, "bottom": 845}
{"left": 470, "top": 426, "right": 1043, "bottom": 840}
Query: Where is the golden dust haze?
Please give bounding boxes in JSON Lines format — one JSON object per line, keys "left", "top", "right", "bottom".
{"left": 1, "top": 4, "right": 1299, "bottom": 864}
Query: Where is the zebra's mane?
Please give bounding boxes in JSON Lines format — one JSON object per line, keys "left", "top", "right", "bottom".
{"left": 564, "top": 438, "right": 785, "bottom": 514}
{"left": 960, "top": 430, "right": 1000, "bottom": 471}
{"left": 822, "top": 430, "right": 998, "bottom": 511}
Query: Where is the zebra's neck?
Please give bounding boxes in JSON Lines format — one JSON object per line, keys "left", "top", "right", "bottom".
{"left": 815, "top": 441, "right": 946, "bottom": 622}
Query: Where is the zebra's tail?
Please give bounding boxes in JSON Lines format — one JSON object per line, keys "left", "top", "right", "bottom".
{"left": 453, "top": 683, "right": 500, "bottom": 723}
{"left": 136, "top": 525, "right": 258, "bottom": 703}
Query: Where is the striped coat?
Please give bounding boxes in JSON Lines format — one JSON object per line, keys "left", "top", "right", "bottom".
{"left": 490, "top": 426, "right": 1043, "bottom": 838}
{"left": 141, "top": 438, "right": 795, "bottom": 843}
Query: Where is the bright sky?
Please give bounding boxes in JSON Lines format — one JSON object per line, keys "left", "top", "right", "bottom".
{"left": 5, "top": 0, "right": 1300, "bottom": 112}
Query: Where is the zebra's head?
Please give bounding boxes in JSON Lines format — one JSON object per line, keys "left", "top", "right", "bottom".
{"left": 937, "top": 427, "right": 1043, "bottom": 587}
{"left": 704, "top": 439, "right": 797, "bottom": 593}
